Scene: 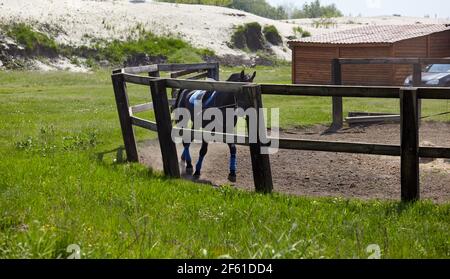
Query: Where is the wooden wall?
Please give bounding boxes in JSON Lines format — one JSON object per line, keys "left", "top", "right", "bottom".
{"left": 293, "top": 45, "right": 393, "bottom": 85}
{"left": 293, "top": 46, "right": 336, "bottom": 84}
{"left": 340, "top": 46, "right": 392, "bottom": 85}
{"left": 429, "top": 30, "right": 450, "bottom": 57}
{"left": 392, "top": 36, "right": 428, "bottom": 85}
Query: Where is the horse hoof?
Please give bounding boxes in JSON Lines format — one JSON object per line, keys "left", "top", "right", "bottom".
{"left": 228, "top": 174, "right": 237, "bottom": 183}
{"left": 193, "top": 171, "right": 201, "bottom": 180}
{"left": 186, "top": 166, "right": 193, "bottom": 175}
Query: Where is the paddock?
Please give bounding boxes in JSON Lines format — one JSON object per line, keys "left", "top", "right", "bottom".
{"left": 111, "top": 63, "right": 450, "bottom": 202}
{"left": 139, "top": 122, "right": 450, "bottom": 203}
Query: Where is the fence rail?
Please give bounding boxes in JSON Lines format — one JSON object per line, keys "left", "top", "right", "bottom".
{"left": 112, "top": 63, "right": 450, "bottom": 202}
{"left": 331, "top": 57, "right": 450, "bottom": 128}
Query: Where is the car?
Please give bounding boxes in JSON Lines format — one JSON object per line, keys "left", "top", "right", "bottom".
{"left": 404, "top": 63, "right": 450, "bottom": 86}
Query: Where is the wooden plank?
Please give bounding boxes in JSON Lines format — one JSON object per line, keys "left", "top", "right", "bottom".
{"left": 207, "top": 62, "right": 220, "bottom": 81}
{"left": 123, "top": 74, "right": 154, "bottom": 85}
{"left": 418, "top": 88, "right": 450, "bottom": 100}
{"left": 346, "top": 115, "right": 400, "bottom": 124}
{"left": 276, "top": 138, "right": 400, "bottom": 156}
{"left": 149, "top": 71, "right": 160, "bottom": 78}
{"left": 172, "top": 127, "right": 249, "bottom": 146}
{"left": 348, "top": 112, "right": 398, "bottom": 117}
{"left": 419, "top": 58, "right": 450, "bottom": 64}
{"left": 111, "top": 74, "right": 139, "bottom": 162}
{"left": 166, "top": 79, "right": 245, "bottom": 93}
{"left": 244, "top": 85, "right": 273, "bottom": 194}
{"left": 158, "top": 63, "right": 218, "bottom": 72}
{"left": 122, "top": 64, "right": 158, "bottom": 74}
{"left": 400, "top": 88, "right": 420, "bottom": 202}
{"left": 331, "top": 58, "right": 343, "bottom": 129}
{"left": 171, "top": 69, "right": 200, "bottom": 78}
{"left": 130, "top": 102, "right": 153, "bottom": 114}
{"left": 131, "top": 116, "right": 158, "bottom": 132}
{"left": 187, "top": 72, "right": 209, "bottom": 80}
{"left": 339, "top": 58, "right": 450, "bottom": 65}
{"left": 149, "top": 79, "right": 180, "bottom": 178}
{"left": 260, "top": 84, "right": 400, "bottom": 98}
{"left": 419, "top": 147, "right": 450, "bottom": 159}
{"left": 339, "top": 58, "right": 421, "bottom": 65}
{"left": 413, "top": 63, "right": 423, "bottom": 122}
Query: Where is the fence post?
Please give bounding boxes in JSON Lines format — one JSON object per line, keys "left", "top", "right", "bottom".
{"left": 207, "top": 62, "right": 220, "bottom": 81}
{"left": 412, "top": 63, "right": 422, "bottom": 122}
{"left": 243, "top": 84, "right": 273, "bottom": 194}
{"left": 331, "top": 58, "right": 343, "bottom": 129}
{"left": 400, "top": 87, "right": 420, "bottom": 202}
{"left": 111, "top": 73, "right": 139, "bottom": 162}
{"left": 149, "top": 79, "right": 181, "bottom": 178}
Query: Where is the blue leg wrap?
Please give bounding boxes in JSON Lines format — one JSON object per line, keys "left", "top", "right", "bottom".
{"left": 196, "top": 156, "right": 205, "bottom": 173}
{"left": 230, "top": 154, "right": 237, "bottom": 173}
{"left": 182, "top": 147, "right": 192, "bottom": 163}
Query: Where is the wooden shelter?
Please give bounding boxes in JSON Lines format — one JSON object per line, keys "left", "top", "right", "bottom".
{"left": 288, "top": 24, "right": 450, "bottom": 85}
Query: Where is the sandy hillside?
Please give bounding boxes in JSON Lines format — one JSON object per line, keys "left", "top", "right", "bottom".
{"left": 1, "top": 0, "right": 449, "bottom": 70}
{"left": 0, "top": 0, "right": 297, "bottom": 61}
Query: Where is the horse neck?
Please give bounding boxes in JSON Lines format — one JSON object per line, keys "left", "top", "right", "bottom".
{"left": 215, "top": 90, "right": 236, "bottom": 108}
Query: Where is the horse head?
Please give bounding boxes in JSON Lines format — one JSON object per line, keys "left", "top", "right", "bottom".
{"left": 225, "top": 70, "right": 257, "bottom": 110}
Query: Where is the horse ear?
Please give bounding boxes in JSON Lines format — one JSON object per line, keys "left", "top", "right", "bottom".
{"left": 250, "top": 71, "right": 256, "bottom": 81}
{"left": 240, "top": 70, "right": 245, "bottom": 80}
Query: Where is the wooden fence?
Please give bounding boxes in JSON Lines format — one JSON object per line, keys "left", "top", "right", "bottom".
{"left": 112, "top": 63, "right": 450, "bottom": 202}
{"left": 331, "top": 58, "right": 450, "bottom": 128}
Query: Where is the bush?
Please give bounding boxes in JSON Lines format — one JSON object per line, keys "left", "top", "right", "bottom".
{"left": 230, "top": 22, "right": 265, "bottom": 51}
{"left": 263, "top": 25, "right": 282, "bottom": 45}
{"left": 4, "top": 23, "right": 58, "bottom": 56}
{"left": 293, "top": 26, "right": 311, "bottom": 38}
{"left": 94, "top": 31, "right": 215, "bottom": 66}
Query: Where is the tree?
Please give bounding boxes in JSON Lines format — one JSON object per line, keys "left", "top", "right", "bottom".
{"left": 291, "top": 0, "right": 342, "bottom": 19}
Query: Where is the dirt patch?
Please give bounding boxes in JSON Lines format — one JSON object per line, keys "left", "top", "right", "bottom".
{"left": 139, "top": 122, "right": 450, "bottom": 203}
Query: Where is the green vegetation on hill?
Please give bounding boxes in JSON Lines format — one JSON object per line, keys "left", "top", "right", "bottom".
{"left": 94, "top": 32, "right": 214, "bottom": 65}
{"left": 1, "top": 23, "right": 215, "bottom": 67}
{"left": 3, "top": 23, "right": 59, "bottom": 56}
{"left": 291, "top": 0, "right": 343, "bottom": 19}
{"left": 156, "top": 0, "right": 343, "bottom": 19}
{"left": 156, "top": 0, "right": 288, "bottom": 19}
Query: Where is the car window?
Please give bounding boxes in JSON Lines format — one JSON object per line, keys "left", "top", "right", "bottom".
{"left": 426, "top": 64, "right": 450, "bottom": 73}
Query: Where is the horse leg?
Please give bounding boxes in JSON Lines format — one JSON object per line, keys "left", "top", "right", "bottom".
{"left": 228, "top": 143, "right": 237, "bottom": 182}
{"left": 181, "top": 141, "right": 193, "bottom": 175}
{"left": 193, "top": 141, "right": 208, "bottom": 179}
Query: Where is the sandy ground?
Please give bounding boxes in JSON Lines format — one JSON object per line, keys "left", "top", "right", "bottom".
{"left": 139, "top": 122, "right": 450, "bottom": 203}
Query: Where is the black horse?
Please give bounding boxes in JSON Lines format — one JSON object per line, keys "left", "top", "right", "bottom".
{"left": 173, "top": 70, "right": 256, "bottom": 182}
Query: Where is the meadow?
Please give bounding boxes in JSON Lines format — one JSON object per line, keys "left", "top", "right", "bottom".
{"left": 0, "top": 67, "right": 449, "bottom": 258}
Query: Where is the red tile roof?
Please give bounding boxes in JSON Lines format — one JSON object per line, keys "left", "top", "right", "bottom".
{"left": 289, "top": 24, "right": 450, "bottom": 45}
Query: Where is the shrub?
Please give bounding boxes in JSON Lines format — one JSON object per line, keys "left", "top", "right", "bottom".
{"left": 263, "top": 25, "right": 282, "bottom": 45}
{"left": 230, "top": 22, "right": 265, "bottom": 51}
{"left": 293, "top": 26, "right": 311, "bottom": 38}
{"left": 4, "top": 23, "right": 58, "bottom": 56}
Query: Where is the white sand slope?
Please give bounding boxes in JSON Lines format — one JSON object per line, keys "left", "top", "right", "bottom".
{"left": 0, "top": 0, "right": 296, "bottom": 61}
{"left": 1, "top": 0, "right": 449, "bottom": 66}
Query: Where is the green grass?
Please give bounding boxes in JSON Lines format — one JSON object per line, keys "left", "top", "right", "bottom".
{"left": 0, "top": 67, "right": 449, "bottom": 259}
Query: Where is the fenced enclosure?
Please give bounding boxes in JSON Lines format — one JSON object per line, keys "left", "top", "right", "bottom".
{"left": 112, "top": 63, "right": 450, "bottom": 202}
